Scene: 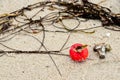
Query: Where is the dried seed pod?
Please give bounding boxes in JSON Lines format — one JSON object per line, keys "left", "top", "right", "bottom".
{"left": 105, "top": 44, "right": 112, "bottom": 52}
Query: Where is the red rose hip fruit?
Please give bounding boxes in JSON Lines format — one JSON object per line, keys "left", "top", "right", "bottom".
{"left": 69, "top": 43, "right": 88, "bottom": 62}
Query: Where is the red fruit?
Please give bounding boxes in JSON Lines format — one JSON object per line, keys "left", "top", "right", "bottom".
{"left": 69, "top": 43, "right": 88, "bottom": 62}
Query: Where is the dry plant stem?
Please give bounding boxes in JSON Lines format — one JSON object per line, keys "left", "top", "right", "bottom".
{"left": 0, "top": 50, "right": 69, "bottom": 57}
{"left": 98, "top": 0, "right": 107, "bottom": 4}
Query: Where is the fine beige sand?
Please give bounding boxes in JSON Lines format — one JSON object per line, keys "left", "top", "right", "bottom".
{"left": 0, "top": 0, "right": 120, "bottom": 80}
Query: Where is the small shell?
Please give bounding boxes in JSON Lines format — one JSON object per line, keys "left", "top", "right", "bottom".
{"left": 93, "top": 43, "right": 111, "bottom": 59}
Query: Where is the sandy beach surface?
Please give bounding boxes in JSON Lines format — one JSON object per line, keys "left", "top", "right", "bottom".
{"left": 0, "top": 0, "right": 120, "bottom": 80}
